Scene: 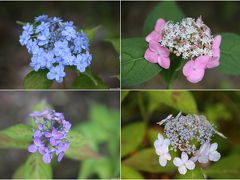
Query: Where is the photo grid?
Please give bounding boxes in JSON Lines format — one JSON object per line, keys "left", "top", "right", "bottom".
{"left": 0, "top": 0, "right": 240, "bottom": 179}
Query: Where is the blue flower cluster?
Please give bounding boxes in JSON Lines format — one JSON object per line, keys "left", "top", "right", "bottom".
{"left": 28, "top": 109, "right": 71, "bottom": 164}
{"left": 19, "top": 15, "right": 92, "bottom": 83}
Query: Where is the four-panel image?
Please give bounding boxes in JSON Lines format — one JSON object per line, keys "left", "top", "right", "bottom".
{"left": 0, "top": 0, "right": 240, "bottom": 179}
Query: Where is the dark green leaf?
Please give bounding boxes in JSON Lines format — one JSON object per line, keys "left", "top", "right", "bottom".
{"left": 0, "top": 124, "right": 32, "bottom": 149}
{"left": 123, "top": 148, "right": 175, "bottom": 173}
{"left": 218, "top": 33, "right": 240, "bottom": 75}
{"left": 147, "top": 91, "right": 198, "bottom": 114}
{"left": 105, "top": 38, "right": 120, "bottom": 53}
{"left": 121, "top": 91, "right": 129, "bottom": 102}
{"left": 121, "top": 38, "right": 161, "bottom": 87}
{"left": 72, "top": 69, "right": 108, "bottom": 89}
{"left": 23, "top": 69, "right": 53, "bottom": 89}
{"left": 143, "top": 1, "right": 185, "bottom": 35}
{"left": 121, "top": 122, "right": 146, "bottom": 158}
{"left": 24, "top": 153, "right": 52, "bottom": 179}
{"left": 121, "top": 165, "right": 144, "bottom": 179}
{"left": 205, "top": 154, "right": 240, "bottom": 178}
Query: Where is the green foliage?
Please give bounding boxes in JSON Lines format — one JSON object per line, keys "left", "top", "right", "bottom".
{"left": 143, "top": 1, "right": 185, "bottom": 35}
{"left": 121, "top": 91, "right": 129, "bottom": 102}
{"left": 123, "top": 148, "right": 175, "bottom": 173}
{"left": 218, "top": 33, "right": 240, "bottom": 75}
{"left": 23, "top": 70, "right": 53, "bottom": 89}
{"left": 12, "top": 165, "right": 24, "bottom": 179}
{"left": 84, "top": 26, "right": 100, "bottom": 42}
{"left": 176, "top": 167, "right": 205, "bottom": 179}
{"left": 204, "top": 154, "right": 240, "bottom": 178}
{"left": 147, "top": 91, "right": 198, "bottom": 114}
{"left": 121, "top": 165, "right": 144, "bottom": 179}
{"left": 0, "top": 124, "right": 32, "bottom": 149}
{"left": 23, "top": 153, "right": 52, "bottom": 179}
{"left": 105, "top": 38, "right": 120, "bottom": 53}
{"left": 75, "top": 103, "right": 120, "bottom": 178}
{"left": 121, "top": 38, "right": 161, "bottom": 87}
{"left": 121, "top": 122, "right": 146, "bottom": 157}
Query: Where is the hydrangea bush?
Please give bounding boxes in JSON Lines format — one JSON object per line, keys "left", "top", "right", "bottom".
{"left": 28, "top": 109, "right": 71, "bottom": 164}
{"left": 154, "top": 112, "right": 225, "bottom": 175}
{"left": 19, "top": 15, "right": 92, "bottom": 84}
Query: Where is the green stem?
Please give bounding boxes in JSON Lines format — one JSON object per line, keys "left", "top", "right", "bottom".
{"left": 16, "top": 21, "right": 26, "bottom": 26}
{"left": 83, "top": 71, "right": 98, "bottom": 86}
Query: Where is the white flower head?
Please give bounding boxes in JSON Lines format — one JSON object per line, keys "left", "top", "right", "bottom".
{"left": 154, "top": 133, "right": 171, "bottom": 167}
{"left": 173, "top": 152, "right": 195, "bottom": 175}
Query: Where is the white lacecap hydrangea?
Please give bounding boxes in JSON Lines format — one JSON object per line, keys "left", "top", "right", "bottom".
{"left": 154, "top": 112, "right": 226, "bottom": 175}
{"left": 160, "top": 16, "right": 214, "bottom": 60}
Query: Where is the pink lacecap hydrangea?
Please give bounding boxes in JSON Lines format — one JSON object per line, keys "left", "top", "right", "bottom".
{"left": 144, "top": 17, "right": 221, "bottom": 83}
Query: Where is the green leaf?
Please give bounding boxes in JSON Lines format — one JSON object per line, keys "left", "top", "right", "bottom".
{"left": 72, "top": 73, "right": 108, "bottom": 89}
{"left": 67, "top": 130, "right": 88, "bottom": 147}
{"left": 143, "top": 1, "right": 185, "bottom": 35}
{"left": 123, "top": 148, "right": 175, "bottom": 173}
{"left": 0, "top": 124, "right": 32, "bottom": 149}
{"left": 121, "top": 91, "right": 129, "bottom": 102}
{"left": 121, "top": 38, "right": 161, "bottom": 87}
{"left": 218, "top": 33, "right": 240, "bottom": 75}
{"left": 12, "top": 165, "right": 24, "bottom": 179}
{"left": 147, "top": 91, "right": 198, "bottom": 114}
{"left": 205, "top": 154, "right": 240, "bottom": 178}
{"left": 121, "top": 122, "right": 146, "bottom": 158}
{"left": 84, "top": 26, "right": 100, "bottom": 42}
{"left": 24, "top": 153, "right": 52, "bottom": 179}
{"left": 105, "top": 38, "right": 120, "bottom": 53}
{"left": 23, "top": 69, "right": 53, "bottom": 89}
{"left": 177, "top": 167, "right": 205, "bottom": 179}
{"left": 121, "top": 165, "right": 144, "bottom": 179}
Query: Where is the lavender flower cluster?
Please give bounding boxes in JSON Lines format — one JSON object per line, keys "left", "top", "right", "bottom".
{"left": 155, "top": 113, "right": 223, "bottom": 175}
{"left": 19, "top": 15, "right": 92, "bottom": 83}
{"left": 28, "top": 109, "right": 71, "bottom": 164}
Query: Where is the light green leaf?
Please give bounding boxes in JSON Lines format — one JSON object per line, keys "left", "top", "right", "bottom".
{"left": 84, "top": 26, "right": 100, "bottom": 42}
{"left": 123, "top": 148, "right": 175, "bottom": 173}
{"left": 23, "top": 69, "right": 53, "bottom": 89}
{"left": 24, "top": 153, "right": 52, "bottom": 179}
{"left": 0, "top": 124, "right": 32, "bottom": 149}
{"left": 121, "top": 122, "right": 146, "bottom": 158}
{"left": 12, "top": 165, "right": 24, "bottom": 179}
{"left": 143, "top": 1, "right": 185, "bottom": 35}
{"left": 205, "top": 154, "right": 240, "bottom": 178}
{"left": 105, "top": 38, "right": 120, "bottom": 53}
{"left": 121, "top": 38, "right": 161, "bottom": 87}
{"left": 147, "top": 91, "right": 198, "bottom": 114}
{"left": 121, "top": 165, "right": 144, "bottom": 179}
{"left": 218, "top": 33, "right": 240, "bottom": 75}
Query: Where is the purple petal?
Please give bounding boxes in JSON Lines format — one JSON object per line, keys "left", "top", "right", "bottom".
{"left": 50, "top": 138, "right": 57, "bottom": 146}
{"left": 28, "top": 144, "right": 37, "bottom": 153}
{"left": 42, "top": 153, "right": 52, "bottom": 164}
{"left": 34, "top": 137, "right": 42, "bottom": 146}
{"left": 57, "top": 152, "right": 64, "bottom": 162}
{"left": 44, "top": 132, "right": 52, "bottom": 138}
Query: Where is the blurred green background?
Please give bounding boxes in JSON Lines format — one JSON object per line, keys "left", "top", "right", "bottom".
{"left": 121, "top": 90, "right": 240, "bottom": 179}
{"left": 0, "top": 1, "right": 119, "bottom": 88}
{"left": 0, "top": 91, "right": 120, "bottom": 179}
{"left": 122, "top": 1, "right": 240, "bottom": 89}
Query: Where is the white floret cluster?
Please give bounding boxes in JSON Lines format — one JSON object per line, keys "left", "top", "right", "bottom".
{"left": 160, "top": 16, "right": 214, "bottom": 60}
{"left": 154, "top": 112, "right": 224, "bottom": 175}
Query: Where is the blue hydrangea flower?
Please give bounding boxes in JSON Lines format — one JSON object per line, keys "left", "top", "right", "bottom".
{"left": 19, "top": 15, "right": 92, "bottom": 84}
{"left": 28, "top": 109, "right": 71, "bottom": 164}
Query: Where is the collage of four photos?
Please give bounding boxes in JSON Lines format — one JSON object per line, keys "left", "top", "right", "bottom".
{"left": 0, "top": 1, "right": 240, "bottom": 179}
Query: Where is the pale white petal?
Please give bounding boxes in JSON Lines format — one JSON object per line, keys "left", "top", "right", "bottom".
{"left": 173, "top": 157, "right": 183, "bottom": 167}
{"left": 178, "top": 165, "right": 187, "bottom": 175}
{"left": 158, "top": 133, "right": 164, "bottom": 143}
{"left": 159, "top": 156, "right": 167, "bottom": 167}
{"left": 163, "top": 139, "right": 170, "bottom": 146}
{"left": 185, "top": 160, "right": 195, "bottom": 170}
{"left": 154, "top": 140, "right": 161, "bottom": 150}
{"left": 209, "top": 143, "right": 218, "bottom": 152}
{"left": 198, "top": 154, "right": 209, "bottom": 164}
{"left": 209, "top": 151, "right": 221, "bottom": 162}
{"left": 200, "top": 143, "right": 210, "bottom": 154}
{"left": 181, "top": 152, "right": 188, "bottom": 163}
{"left": 190, "top": 156, "right": 198, "bottom": 163}
{"left": 164, "top": 152, "right": 171, "bottom": 161}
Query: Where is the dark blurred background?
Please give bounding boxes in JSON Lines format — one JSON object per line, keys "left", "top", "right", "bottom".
{"left": 0, "top": 1, "right": 120, "bottom": 88}
{"left": 0, "top": 91, "right": 119, "bottom": 178}
{"left": 122, "top": 1, "right": 240, "bottom": 89}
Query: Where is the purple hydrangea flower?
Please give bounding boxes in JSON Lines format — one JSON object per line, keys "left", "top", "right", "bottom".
{"left": 19, "top": 15, "right": 92, "bottom": 84}
{"left": 28, "top": 109, "right": 71, "bottom": 164}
